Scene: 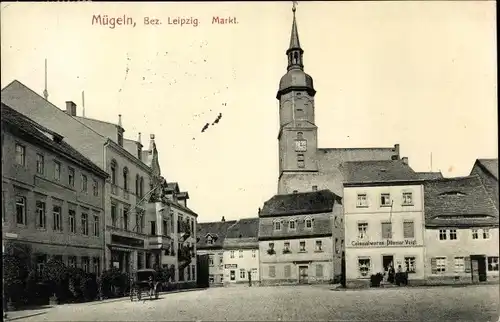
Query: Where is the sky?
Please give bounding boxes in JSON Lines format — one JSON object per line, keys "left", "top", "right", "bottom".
{"left": 1, "top": 1, "right": 497, "bottom": 223}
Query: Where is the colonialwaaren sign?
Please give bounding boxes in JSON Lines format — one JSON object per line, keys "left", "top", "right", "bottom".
{"left": 350, "top": 239, "right": 418, "bottom": 247}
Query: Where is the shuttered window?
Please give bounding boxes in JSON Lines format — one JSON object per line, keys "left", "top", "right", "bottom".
{"left": 431, "top": 257, "right": 446, "bottom": 274}
{"left": 464, "top": 256, "right": 472, "bottom": 273}
{"left": 316, "top": 264, "right": 323, "bottom": 277}
{"left": 284, "top": 265, "right": 291, "bottom": 278}
{"left": 381, "top": 222, "right": 392, "bottom": 239}
{"left": 403, "top": 221, "right": 414, "bottom": 238}
{"left": 269, "top": 266, "right": 276, "bottom": 278}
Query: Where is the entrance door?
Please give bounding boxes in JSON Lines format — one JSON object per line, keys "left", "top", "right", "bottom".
{"left": 230, "top": 270, "right": 236, "bottom": 281}
{"left": 382, "top": 255, "right": 394, "bottom": 272}
{"left": 471, "top": 255, "right": 487, "bottom": 282}
{"left": 298, "top": 266, "right": 309, "bottom": 284}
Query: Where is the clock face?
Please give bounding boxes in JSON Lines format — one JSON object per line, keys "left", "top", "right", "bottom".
{"left": 295, "top": 140, "right": 307, "bottom": 152}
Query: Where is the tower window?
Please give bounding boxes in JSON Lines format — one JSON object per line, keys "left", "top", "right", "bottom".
{"left": 297, "top": 154, "right": 305, "bottom": 168}
{"left": 293, "top": 52, "right": 299, "bottom": 64}
{"left": 297, "top": 132, "right": 303, "bottom": 140}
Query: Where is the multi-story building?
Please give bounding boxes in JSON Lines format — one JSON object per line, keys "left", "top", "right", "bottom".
{"left": 2, "top": 80, "right": 155, "bottom": 273}
{"left": 258, "top": 190, "right": 343, "bottom": 285}
{"left": 1, "top": 103, "right": 108, "bottom": 275}
{"left": 196, "top": 217, "right": 237, "bottom": 286}
{"left": 222, "top": 218, "right": 260, "bottom": 286}
{"left": 470, "top": 158, "right": 498, "bottom": 211}
{"left": 342, "top": 159, "right": 426, "bottom": 288}
{"left": 424, "top": 176, "right": 499, "bottom": 284}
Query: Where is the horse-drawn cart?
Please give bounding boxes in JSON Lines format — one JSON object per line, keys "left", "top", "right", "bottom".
{"left": 130, "top": 269, "right": 160, "bottom": 301}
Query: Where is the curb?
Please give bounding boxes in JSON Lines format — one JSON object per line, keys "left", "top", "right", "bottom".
{"left": 332, "top": 282, "right": 499, "bottom": 291}
{"left": 4, "top": 310, "right": 49, "bottom": 321}
{"left": 88, "top": 287, "right": 207, "bottom": 306}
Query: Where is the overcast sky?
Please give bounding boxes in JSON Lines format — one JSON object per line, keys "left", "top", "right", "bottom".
{"left": 1, "top": 2, "right": 497, "bottom": 223}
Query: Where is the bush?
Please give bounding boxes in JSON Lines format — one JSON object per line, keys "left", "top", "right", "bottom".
{"left": 80, "top": 273, "right": 98, "bottom": 301}
{"left": 370, "top": 273, "right": 384, "bottom": 287}
{"left": 98, "top": 268, "right": 129, "bottom": 299}
{"left": 42, "top": 258, "right": 69, "bottom": 302}
{"left": 67, "top": 267, "right": 86, "bottom": 301}
{"left": 3, "top": 253, "right": 30, "bottom": 308}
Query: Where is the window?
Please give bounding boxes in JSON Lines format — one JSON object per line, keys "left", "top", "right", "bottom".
{"left": 483, "top": 229, "right": 490, "bottom": 239}
{"left": 209, "top": 255, "right": 214, "bottom": 266}
{"left": 252, "top": 250, "right": 256, "bottom": 258}
{"left": 207, "top": 236, "right": 213, "bottom": 245}
{"left": 316, "top": 264, "right": 323, "bottom": 277}
{"left": 123, "top": 167, "right": 129, "bottom": 191}
{"left": 135, "top": 174, "right": 140, "bottom": 196}
{"left": 69, "top": 209, "right": 76, "bottom": 233}
{"left": 454, "top": 257, "right": 465, "bottom": 272}
{"left": 81, "top": 213, "right": 88, "bottom": 235}
{"left": 15, "top": 144, "right": 26, "bottom": 166}
{"left": 433, "top": 257, "right": 447, "bottom": 273}
{"left": 403, "top": 221, "right": 414, "bottom": 238}
{"left": 356, "top": 194, "right": 368, "bottom": 207}
{"left": 299, "top": 241, "right": 306, "bottom": 252}
{"left": 439, "top": 229, "right": 447, "bottom": 240}
{"left": 358, "top": 258, "right": 371, "bottom": 277}
{"left": 381, "top": 222, "right": 392, "bottom": 239}
{"left": 358, "top": 223, "right": 368, "bottom": 239}
{"left": 269, "top": 266, "right": 276, "bottom": 278}
{"left": 36, "top": 201, "right": 46, "bottom": 229}
{"left": 93, "top": 257, "right": 100, "bottom": 275}
{"left": 297, "top": 154, "right": 305, "bottom": 168}
{"left": 218, "top": 253, "right": 223, "bottom": 264}
{"left": 312, "top": 185, "right": 318, "bottom": 191}
{"left": 53, "top": 205, "right": 62, "bottom": 231}
{"left": 240, "top": 269, "right": 245, "bottom": 279}
{"left": 209, "top": 275, "right": 214, "bottom": 283}
{"left": 81, "top": 174, "right": 88, "bottom": 192}
{"left": 402, "top": 192, "right": 413, "bottom": 205}
{"left": 68, "top": 167, "right": 75, "bottom": 187}
{"left": 380, "top": 193, "right": 391, "bottom": 206}
{"left": 36, "top": 154, "right": 44, "bottom": 174}
{"left": 110, "top": 160, "right": 117, "bottom": 185}
{"left": 230, "top": 250, "right": 235, "bottom": 258}
{"left": 111, "top": 204, "right": 117, "bottom": 227}
{"left": 284, "top": 265, "right": 291, "bottom": 278}
{"left": 289, "top": 219, "right": 296, "bottom": 230}
{"left": 273, "top": 221, "right": 281, "bottom": 231}
{"left": 93, "top": 214, "right": 100, "bottom": 237}
{"left": 293, "top": 190, "right": 298, "bottom": 194}
{"left": 315, "top": 240, "right": 322, "bottom": 252}
{"left": 82, "top": 257, "right": 90, "bottom": 273}
{"left": 36, "top": 254, "right": 47, "bottom": 276}
{"left": 92, "top": 179, "right": 98, "bottom": 196}
{"left": 305, "top": 218, "right": 312, "bottom": 229}
{"left": 284, "top": 241, "right": 290, "bottom": 252}
{"left": 54, "top": 161, "right": 61, "bottom": 181}
{"left": 15, "top": 196, "right": 26, "bottom": 225}
{"left": 150, "top": 221, "right": 156, "bottom": 235}
{"left": 471, "top": 229, "right": 478, "bottom": 239}
{"left": 139, "top": 177, "right": 144, "bottom": 198}
{"left": 163, "top": 219, "right": 168, "bottom": 236}
{"left": 123, "top": 209, "right": 129, "bottom": 230}
{"left": 488, "top": 257, "right": 499, "bottom": 271}
{"left": 68, "top": 256, "right": 77, "bottom": 268}
{"left": 405, "top": 257, "right": 416, "bottom": 273}
{"left": 449, "top": 229, "right": 457, "bottom": 240}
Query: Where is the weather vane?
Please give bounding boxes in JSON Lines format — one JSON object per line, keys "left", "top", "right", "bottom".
{"left": 292, "top": 1, "right": 298, "bottom": 13}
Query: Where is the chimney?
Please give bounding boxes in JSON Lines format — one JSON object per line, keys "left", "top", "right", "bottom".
{"left": 402, "top": 157, "right": 409, "bottom": 165}
{"left": 221, "top": 216, "right": 225, "bottom": 222}
{"left": 138, "top": 132, "right": 142, "bottom": 144}
{"left": 65, "top": 101, "right": 77, "bottom": 116}
{"left": 118, "top": 114, "right": 122, "bottom": 127}
{"left": 149, "top": 134, "right": 155, "bottom": 152}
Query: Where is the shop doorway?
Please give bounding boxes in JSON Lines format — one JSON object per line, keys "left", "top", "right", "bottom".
{"left": 230, "top": 270, "right": 236, "bottom": 281}
{"left": 382, "top": 255, "right": 394, "bottom": 272}
{"left": 470, "top": 255, "right": 487, "bottom": 282}
{"left": 298, "top": 266, "right": 309, "bottom": 284}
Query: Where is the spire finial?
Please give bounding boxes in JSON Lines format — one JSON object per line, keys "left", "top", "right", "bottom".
{"left": 292, "top": 1, "right": 297, "bottom": 13}
{"left": 43, "top": 58, "right": 49, "bottom": 100}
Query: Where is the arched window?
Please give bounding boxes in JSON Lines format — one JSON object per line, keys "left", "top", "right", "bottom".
{"left": 297, "top": 132, "right": 303, "bottom": 140}
{"left": 110, "top": 159, "right": 117, "bottom": 185}
{"left": 139, "top": 177, "right": 144, "bottom": 198}
{"left": 123, "top": 167, "right": 129, "bottom": 191}
{"left": 293, "top": 52, "right": 299, "bottom": 64}
{"left": 135, "top": 174, "right": 140, "bottom": 196}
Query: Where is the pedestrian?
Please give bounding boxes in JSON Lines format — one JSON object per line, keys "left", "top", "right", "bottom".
{"left": 248, "top": 270, "right": 252, "bottom": 287}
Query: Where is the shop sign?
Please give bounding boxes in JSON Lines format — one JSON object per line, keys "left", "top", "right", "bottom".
{"left": 224, "top": 264, "right": 237, "bottom": 269}
{"left": 350, "top": 239, "right": 417, "bottom": 247}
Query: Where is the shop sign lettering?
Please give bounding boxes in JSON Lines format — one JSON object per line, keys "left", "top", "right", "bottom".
{"left": 350, "top": 239, "right": 417, "bottom": 247}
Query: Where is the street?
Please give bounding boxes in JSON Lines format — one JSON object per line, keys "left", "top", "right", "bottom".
{"left": 10, "top": 284, "right": 500, "bottom": 321}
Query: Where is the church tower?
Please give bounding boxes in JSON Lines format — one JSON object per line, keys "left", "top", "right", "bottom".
{"left": 277, "top": 5, "right": 319, "bottom": 192}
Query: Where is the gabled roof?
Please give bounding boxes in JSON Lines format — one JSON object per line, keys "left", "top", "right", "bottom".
{"left": 424, "top": 175, "right": 498, "bottom": 228}
{"left": 223, "top": 217, "right": 260, "bottom": 249}
{"left": 341, "top": 160, "right": 419, "bottom": 183}
{"left": 1, "top": 103, "right": 108, "bottom": 178}
{"left": 196, "top": 220, "right": 237, "bottom": 250}
{"left": 260, "top": 190, "right": 341, "bottom": 217}
{"left": 474, "top": 159, "right": 498, "bottom": 180}
{"left": 416, "top": 172, "right": 444, "bottom": 180}
{"left": 166, "top": 182, "right": 180, "bottom": 193}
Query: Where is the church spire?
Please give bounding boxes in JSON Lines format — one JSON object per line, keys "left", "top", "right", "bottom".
{"left": 286, "top": 2, "right": 304, "bottom": 71}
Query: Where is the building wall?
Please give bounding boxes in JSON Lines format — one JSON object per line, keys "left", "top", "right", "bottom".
{"left": 259, "top": 236, "right": 334, "bottom": 285}
{"left": 197, "top": 249, "right": 224, "bottom": 285}
{"left": 2, "top": 129, "right": 105, "bottom": 274}
{"left": 173, "top": 205, "right": 197, "bottom": 284}
{"left": 424, "top": 227, "right": 499, "bottom": 284}
{"left": 223, "top": 248, "right": 260, "bottom": 284}
{"left": 344, "top": 185, "right": 425, "bottom": 286}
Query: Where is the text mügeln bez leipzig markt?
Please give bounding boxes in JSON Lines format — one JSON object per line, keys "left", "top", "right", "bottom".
{"left": 91, "top": 15, "right": 238, "bottom": 29}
